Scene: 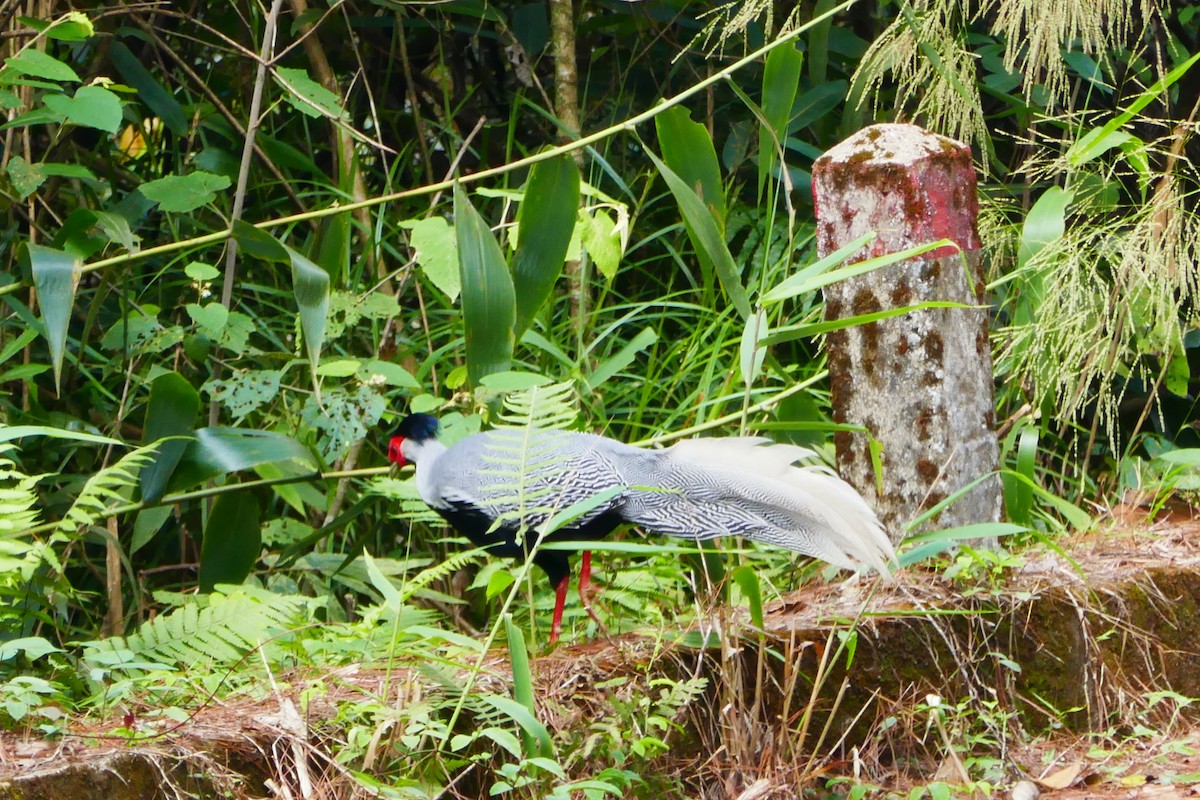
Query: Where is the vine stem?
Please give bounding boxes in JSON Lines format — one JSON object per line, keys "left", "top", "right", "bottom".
{"left": 0, "top": 0, "right": 858, "bottom": 297}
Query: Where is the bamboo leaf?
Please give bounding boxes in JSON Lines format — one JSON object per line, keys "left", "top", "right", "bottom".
{"left": 109, "top": 41, "right": 188, "bottom": 135}
{"left": 170, "top": 428, "right": 318, "bottom": 492}
{"left": 288, "top": 250, "right": 330, "bottom": 377}
{"left": 233, "top": 221, "right": 329, "bottom": 387}
{"left": 655, "top": 107, "right": 725, "bottom": 231}
{"left": 759, "top": 42, "right": 803, "bottom": 196}
{"left": 140, "top": 372, "right": 201, "bottom": 503}
{"left": 21, "top": 243, "right": 80, "bottom": 391}
{"left": 199, "top": 493, "right": 261, "bottom": 592}
{"left": 512, "top": 155, "right": 579, "bottom": 336}
{"left": 455, "top": 184, "right": 515, "bottom": 384}
{"left": 645, "top": 148, "right": 750, "bottom": 320}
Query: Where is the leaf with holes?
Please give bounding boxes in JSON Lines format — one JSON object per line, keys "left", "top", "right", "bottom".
{"left": 275, "top": 67, "right": 344, "bottom": 119}
{"left": 204, "top": 369, "right": 283, "bottom": 422}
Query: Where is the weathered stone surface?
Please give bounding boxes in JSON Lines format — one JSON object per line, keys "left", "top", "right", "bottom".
{"left": 812, "top": 123, "right": 1001, "bottom": 534}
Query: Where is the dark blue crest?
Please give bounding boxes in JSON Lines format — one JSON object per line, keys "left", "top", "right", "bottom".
{"left": 395, "top": 413, "right": 440, "bottom": 442}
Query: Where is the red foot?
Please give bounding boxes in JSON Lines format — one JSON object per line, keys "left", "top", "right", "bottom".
{"left": 549, "top": 574, "right": 569, "bottom": 646}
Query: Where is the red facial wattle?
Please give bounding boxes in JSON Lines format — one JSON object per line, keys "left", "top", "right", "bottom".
{"left": 388, "top": 436, "right": 407, "bottom": 466}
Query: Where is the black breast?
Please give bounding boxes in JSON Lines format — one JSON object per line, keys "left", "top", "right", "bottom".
{"left": 436, "top": 500, "right": 625, "bottom": 587}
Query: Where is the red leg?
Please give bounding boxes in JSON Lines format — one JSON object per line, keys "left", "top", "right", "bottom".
{"left": 577, "top": 551, "right": 608, "bottom": 633}
{"left": 549, "top": 574, "right": 569, "bottom": 646}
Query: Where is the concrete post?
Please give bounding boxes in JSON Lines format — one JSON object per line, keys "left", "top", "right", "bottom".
{"left": 812, "top": 123, "right": 1001, "bottom": 537}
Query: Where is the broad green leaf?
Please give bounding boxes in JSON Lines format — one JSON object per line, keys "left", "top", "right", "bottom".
{"left": 199, "top": 492, "right": 261, "bottom": 591}
{"left": 455, "top": 184, "right": 515, "bottom": 385}
{"left": 363, "top": 550, "right": 404, "bottom": 610}
{"left": 170, "top": 428, "right": 318, "bottom": 492}
{"left": 807, "top": 0, "right": 835, "bottom": 84}
{"left": 401, "top": 217, "right": 459, "bottom": 301}
{"left": 316, "top": 358, "right": 360, "bottom": 377}
{"left": 313, "top": 205, "right": 350, "bottom": 285}
{"left": 731, "top": 565, "right": 764, "bottom": 629}
{"left": 739, "top": 308, "right": 768, "bottom": 387}
{"left": 139, "top": 372, "right": 200, "bottom": 503}
{"left": 109, "top": 41, "right": 188, "bottom": 135}
{"left": 1018, "top": 187, "right": 1071, "bottom": 269}
{"left": 21, "top": 243, "right": 80, "bottom": 390}
{"left": 585, "top": 326, "right": 658, "bottom": 390}
{"left": 131, "top": 505, "right": 173, "bottom": 555}
{"left": 184, "top": 262, "right": 220, "bottom": 282}
{"left": 186, "top": 301, "right": 228, "bottom": 335}
{"left": 1159, "top": 449, "right": 1200, "bottom": 466}
{"left": 656, "top": 107, "right": 725, "bottom": 230}
{"left": 359, "top": 359, "right": 420, "bottom": 389}
{"left": 140, "top": 171, "right": 231, "bottom": 213}
{"left": 759, "top": 42, "right": 803, "bottom": 196}
{"left": 232, "top": 219, "right": 289, "bottom": 263}
{"left": 275, "top": 67, "right": 344, "bottom": 119}
{"left": 18, "top": 13, "right": 94, "bottom": 42}
{"left": 579, "top": 207, "right": 622, "bottom": 281}
{"left": 511, "top": 155, "right": 579, "bottom": 336}
{"left": 7, "top": 155, "right": 44, "bottom": 198}
{"left": 43, "top": 85, "right": 122, "bottom": 133}
{"left": 4, "top": 49, "right": 80, "bottom": 82}
{"left": 0, "top": 637, "right": 62, "bottom": 662}
{"left": 1002, "top": 427, "right": 1039, "bottom": 527}
{"left": 1166, "top": 349, "right": 1191, "bottom": 397}
{"left": 645, "top": 148, "right": 750, "bottom": 320}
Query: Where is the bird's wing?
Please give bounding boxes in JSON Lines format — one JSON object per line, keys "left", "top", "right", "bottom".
{"left": 440, "top": 429, "right": 630, "bottom": 534}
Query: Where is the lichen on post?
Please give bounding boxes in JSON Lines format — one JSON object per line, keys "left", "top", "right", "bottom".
{"left": 812, "top": 123, "right": 1002, "bottom": 538}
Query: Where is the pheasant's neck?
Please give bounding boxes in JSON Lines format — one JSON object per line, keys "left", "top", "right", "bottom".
{"left": 413, "top": 439, "right": 448, "bottom": 507}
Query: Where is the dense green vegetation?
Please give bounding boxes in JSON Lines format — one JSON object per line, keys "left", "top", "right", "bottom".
{"left": 1, "top": 1, "right": 1198, "bottom": 796}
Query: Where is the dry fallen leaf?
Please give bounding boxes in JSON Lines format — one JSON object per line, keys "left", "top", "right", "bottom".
{"left": 1037, "top": 760, "right": 1085, "bottom": 790}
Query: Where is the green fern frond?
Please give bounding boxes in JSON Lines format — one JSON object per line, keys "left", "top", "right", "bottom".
{"left": 0, "top": 445, "right": 41, "bottom": 539}
{"left": 399, "top": 547, "right": 486, "bottom": 603}
{"left": 497, "top": 380, "right": 579, "bottom": 430}
{"left": 59, "top": 442, "right": 162, "bottom": 532}
{"left": 81, "top": 587, "right": 309, "bottom": 674}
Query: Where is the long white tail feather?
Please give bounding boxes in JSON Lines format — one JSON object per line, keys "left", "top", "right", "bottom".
{"left": 663, "top": 437, "right": 896, "bottom": 575}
